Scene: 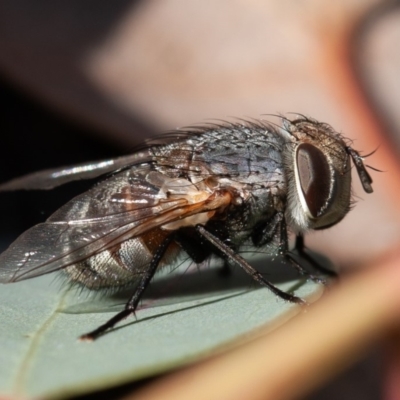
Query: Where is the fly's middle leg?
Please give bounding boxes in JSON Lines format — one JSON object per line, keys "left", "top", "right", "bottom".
{"left": 195, "top": 224, "right": 305, "bottom": 304}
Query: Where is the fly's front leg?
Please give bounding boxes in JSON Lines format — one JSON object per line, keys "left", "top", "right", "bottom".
{"left": 279, "top": 221, "right": 327, "bottom": 284}
{"left": 80, "top": 235, "right": 174, "bottom": 341}
{"left": 195, "top": 225, "right": 305, "bottom": 304}
{"left": 295, "top": 235, "right": 337, "bottom": 278}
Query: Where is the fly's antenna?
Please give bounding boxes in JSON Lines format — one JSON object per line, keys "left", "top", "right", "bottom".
{"left": 346, "top": 146, "right": 373, "bottom": 193}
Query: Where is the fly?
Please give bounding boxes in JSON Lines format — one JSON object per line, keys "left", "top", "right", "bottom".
{"left": 0, "top": 115, "right": 374, "bottom": 340}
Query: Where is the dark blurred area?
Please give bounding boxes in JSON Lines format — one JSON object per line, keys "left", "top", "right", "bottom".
{"left": 0, "top": 76, "right": 122, "bottom": 246}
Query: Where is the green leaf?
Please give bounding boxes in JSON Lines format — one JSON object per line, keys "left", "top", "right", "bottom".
{"left": 0, "top": 257, "right": 324, "bottom": 399}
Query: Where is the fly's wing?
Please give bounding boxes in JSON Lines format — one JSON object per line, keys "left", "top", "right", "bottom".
{"left": 0, "top": 166, "right": 230, "bottom": 282}
{"left": 0, "top": 151, "right": 152, "bottom": 191}
{"left": 0, "top": 131, "right": 199, "bottom": 192}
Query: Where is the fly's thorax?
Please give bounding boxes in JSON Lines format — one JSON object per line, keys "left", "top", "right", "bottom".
{"left": 282, "top": 118, "right": 352, "bottom": 233}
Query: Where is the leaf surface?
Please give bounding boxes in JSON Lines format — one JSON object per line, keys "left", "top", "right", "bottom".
{"left": 0, "top": 257, "right": 323, "bottom": 399}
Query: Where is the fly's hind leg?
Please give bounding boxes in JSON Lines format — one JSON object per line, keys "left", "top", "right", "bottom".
{"left": 195, "top": 225, "right": 305, "bottom": 304}
{"left": 80, "top": 235, "right": 174, "bottom": 341}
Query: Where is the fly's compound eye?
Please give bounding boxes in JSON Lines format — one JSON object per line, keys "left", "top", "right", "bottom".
{"left": 295, "top": 143, "right": 331, "bottom": 218}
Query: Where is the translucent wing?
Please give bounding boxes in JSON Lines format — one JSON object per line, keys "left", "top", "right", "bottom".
{"left": 0, "top": 151, "right": 152, "bottom": 191}
{"left": 0, "top": 131, "right": 200, "bottom": 192}
{"left": 0, "top": 165, "right": 230, "bottom": 282}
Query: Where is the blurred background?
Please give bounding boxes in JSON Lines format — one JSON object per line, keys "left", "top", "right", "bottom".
{"left": 1, "top": 0, "right": 400, "bottom": 398}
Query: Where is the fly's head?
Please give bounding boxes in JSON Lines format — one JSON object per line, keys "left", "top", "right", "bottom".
{"left": 281, "top": 116, "right": 373, "bottom": 233}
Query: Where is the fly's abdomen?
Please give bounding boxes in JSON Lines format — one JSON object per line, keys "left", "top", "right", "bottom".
{"left": 64, "top": 229, "right": 179, "bottom": 290}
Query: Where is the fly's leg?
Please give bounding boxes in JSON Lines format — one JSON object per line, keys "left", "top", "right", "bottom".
{"left": 278, "top": 221, "right": 327, "bottom": 284}
{"left": 295, "top": 235, "right": 337, "bottom": 278}
{"left": 251, "top": 212, "right": 282, "bottom": 247}
{"left": 175, "top": 226, "right": 231, "bottom": 277}
{"left": 195, "top": 225, "right": 305, "bottom": 304}
{"left": 251, "top": 212, "right": 323, "bottom": 283}
{"left": 80, "top": 235, "right": 174, "bottom": 341}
